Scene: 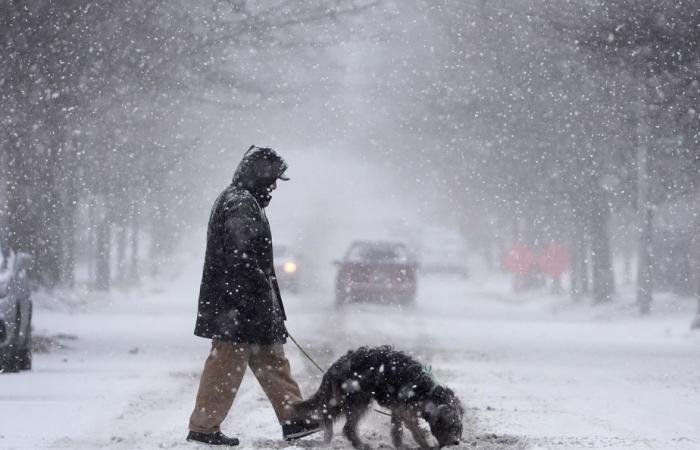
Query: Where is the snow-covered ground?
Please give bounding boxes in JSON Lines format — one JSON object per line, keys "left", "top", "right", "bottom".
{"left": 1, "top": 256, "right": 699, "bottom": 450}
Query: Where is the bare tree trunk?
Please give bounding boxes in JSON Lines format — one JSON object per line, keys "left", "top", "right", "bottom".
{"left": 581, "top": 233, "right": 590, "bottom": 297}
{"left": 693, "top": 288, "right": 700, "bottom": 330}
{"left": 637, "top": 207, "right": 654, "bottom": 314}
{"left": 623, "top": 239, "right": 632, "bottom": 286}
{"left": 59, "top": 136, "right": 81, "bottom": 288}
{"left": 690, "top": 223, "right": 700, "bottom": 329}
{"left": 3, "top": 83, "right": 35, "bottom": 268}
{"left": 621, "top": 211, "right": 634, "bottom": 286}
{"left": 93, "top": 195, "right": 111, "bottom": 291}
{"left": 0, "top": 138, "right": 8, "bottom": 240}
{"left": 95, "top": 218, "right": 111, "bottom": 291}
{"left": 129, "top": 202, "right": 140, "bottom": 284}
{"left": 634, "top": 96, "right": 655, "bottom": 314}
{"left": 60, "top": 202, "right": 76, "bottom": 288}
{"left": 6, "top": 133, "right": 34, "bottom": 253}
{"left": 116, "top": 225, "right": 127, "bottom": 283}
{"left": 87, "top": 202, "right": 94, "bottom": 287}
{"left": 636, "top": 121, "right": 653, "bottom": 314}
{"left": 35, "top": 114, "right": 66, "bottom": 287}
{"left": 570, "top": 213, "right": 589, "bottom": 300}
{"left": 569, "top": 229, "right": 580, "bottom": 299}
{"left": 590, "top": 198, "right": 615, "bottom": 303}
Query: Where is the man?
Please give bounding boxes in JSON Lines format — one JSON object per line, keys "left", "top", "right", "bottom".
{"left": 187, "top": 146, "right": 319, "bottom": 446}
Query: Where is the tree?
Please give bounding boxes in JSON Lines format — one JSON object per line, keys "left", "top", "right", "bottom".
{"left": 1, "top": 0, "right": 379, "bottom": 289}
{"left": 380, "top": 0, "right": 619, "bottom": 301}
{"left": 548, "top": 0, "right": 700, "bottom": 313}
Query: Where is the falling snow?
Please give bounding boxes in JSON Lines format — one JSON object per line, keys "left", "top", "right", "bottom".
{"left": 2, "top": 1, "right": 700, "bottom": 449}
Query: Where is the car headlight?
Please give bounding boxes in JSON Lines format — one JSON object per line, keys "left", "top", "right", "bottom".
{"left": 283, "top": 261, "right": 297, "bottom": 274}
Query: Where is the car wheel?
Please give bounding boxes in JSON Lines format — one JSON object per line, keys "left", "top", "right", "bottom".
{"left": 0, "top": 342, "right": 20, "bottom": 372}
{"left": 0, "top": 351, "right": 19, "bottom": 373}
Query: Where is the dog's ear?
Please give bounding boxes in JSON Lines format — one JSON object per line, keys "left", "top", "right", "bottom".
{"left": 424, "top": 402, "right": 453, "bottom": 427}
{"left": 439, "top": 404, "right": 458, "bottom": 425}
{"left": 421, "top": 401, "right": 438, "bottom": 424}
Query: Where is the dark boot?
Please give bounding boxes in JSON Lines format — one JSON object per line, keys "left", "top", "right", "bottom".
{"left": 186, "top": 431, "right": 239, "bottom": 446}
{"left": 282, "top": 418, "right": 321, "bottom": 440}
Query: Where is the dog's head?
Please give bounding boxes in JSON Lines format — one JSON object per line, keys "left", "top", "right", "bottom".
{"left": 430, "top": 404, "right": 463, "bottom": 447}
{"left": 424, "top": 388, "right": 464, "bottom": 447}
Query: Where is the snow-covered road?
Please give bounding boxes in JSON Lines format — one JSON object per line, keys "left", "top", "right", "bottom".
{"left": 1, "top": 263, "right": 699, "bottom": 450}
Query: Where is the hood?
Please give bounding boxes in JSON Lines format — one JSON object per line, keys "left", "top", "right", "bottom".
{"left": 232, "top": 145, "right": 289, "bottom": 189}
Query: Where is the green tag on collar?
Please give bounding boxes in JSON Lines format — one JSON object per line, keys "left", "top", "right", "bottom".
{"left": 421, "top": 365, "right": 440, "bottom": 394}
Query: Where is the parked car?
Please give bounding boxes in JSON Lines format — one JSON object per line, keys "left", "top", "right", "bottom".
{"left": 274, "top": 243, "right": 301, "bottom": 294}
{"left": 0, "top": 241, "right": 33, "bottom": 372}
{"left": 334, "top": 240, "right": 417, "bottom": 307}
{"left": 417, "top": 227, "right": 469, "bottom": 278}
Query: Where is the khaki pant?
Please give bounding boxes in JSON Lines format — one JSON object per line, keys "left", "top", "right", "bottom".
{"left": 188, "top": 340, "right": 303, "bottom": 433}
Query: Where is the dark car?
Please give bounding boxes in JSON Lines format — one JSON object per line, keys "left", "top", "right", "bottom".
{"left": 0, "top": 241, "right": 33, "bottom": 373}
{"left": 274, "top": 243, "right": 302, "bottom": 294}
{"left": 334, "top": 240, "right": 417, "bottom": 307}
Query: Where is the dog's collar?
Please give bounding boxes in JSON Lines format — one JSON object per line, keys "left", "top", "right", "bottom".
{"left": 421, "top": 365, "right": 440, "bottom": 394}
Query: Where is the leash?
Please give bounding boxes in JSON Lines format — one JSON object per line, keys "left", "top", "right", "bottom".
{"left": 287, "top": 332, "right": 326, "bottom": 374}
{"left": 287, "top": 331, "right": 392, "bottom": 417}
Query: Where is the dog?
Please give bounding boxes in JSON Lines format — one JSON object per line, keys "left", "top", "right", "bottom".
{"left": 293, "top": 346, "right": 463, "bottom": 449}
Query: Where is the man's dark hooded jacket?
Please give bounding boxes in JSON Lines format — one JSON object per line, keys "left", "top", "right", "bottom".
{"left": 195, "top": 147, "right": 288, "bottom": 344}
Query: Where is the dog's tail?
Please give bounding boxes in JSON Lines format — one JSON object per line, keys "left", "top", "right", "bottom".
{"left": 293, "top": 371, "right": 335, "bottom": 419}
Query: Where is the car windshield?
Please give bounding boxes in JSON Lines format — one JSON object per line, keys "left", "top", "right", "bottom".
{"left": 346, "top": 242, "right": 409, "bottom": 263}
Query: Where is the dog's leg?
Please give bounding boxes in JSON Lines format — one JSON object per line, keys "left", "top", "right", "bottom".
{"left": 323, "top": 418, "right": 333, "bottom": 444}
{"left": 390, "top": 409, "right": 405, "bottom": 449}
{"left": 343, "top": 415, "right": 370, "bottom": 450}
{"left": 405, "top": 416, "right": 433, "bottom": 450}
{"left": 342, "top": 403, "right": 371, "bottom": 450}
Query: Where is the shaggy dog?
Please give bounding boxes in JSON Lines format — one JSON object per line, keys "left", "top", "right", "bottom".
{"left": 293, "top": 346, "right": 463, "bottom": 449}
